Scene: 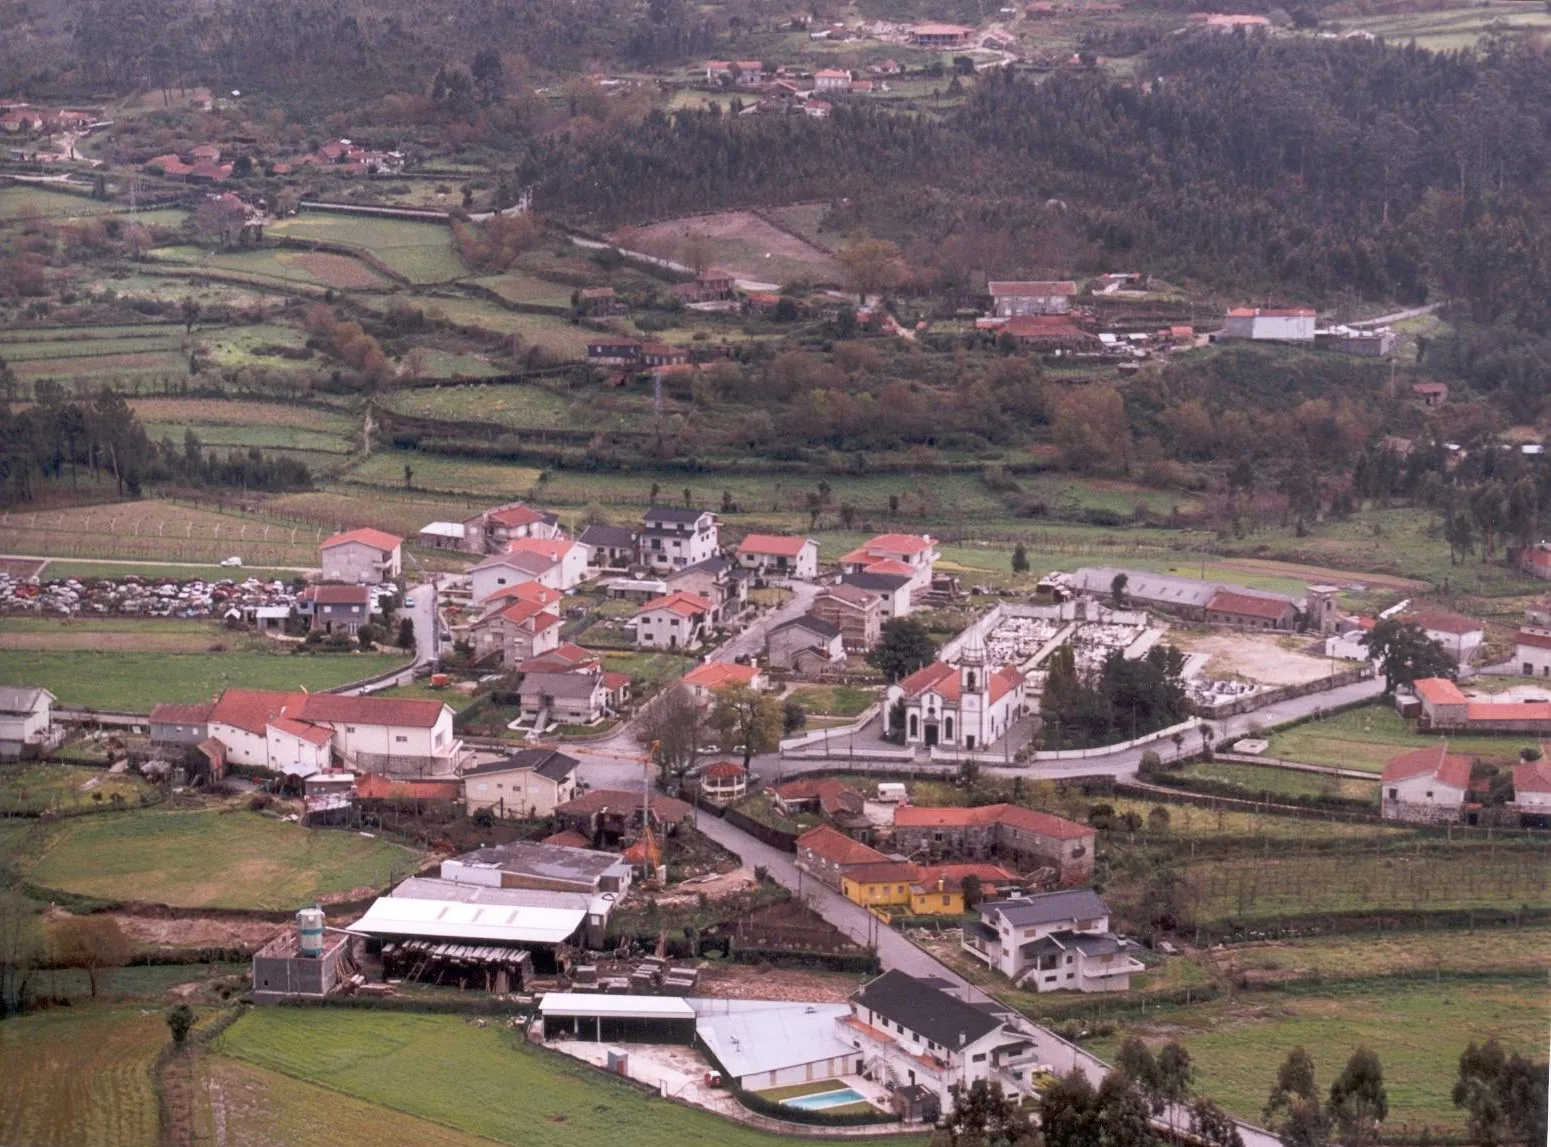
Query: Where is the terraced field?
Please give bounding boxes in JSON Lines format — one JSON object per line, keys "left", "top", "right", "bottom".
{"left": 266, "top": 215, "right": 466, "bottom": 282}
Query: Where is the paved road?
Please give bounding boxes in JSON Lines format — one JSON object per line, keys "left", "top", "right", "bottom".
{"left": 1349, "top": 302, "right": 1444, "bottom": 328}
{"left": 691, "top": 807, "right": 1283, "bottom": 1147}
{"left": 713, "top": 580, "right": 820, "bottom": 664}
{"left": 344, "top": 577, "right": 441, "bottom": 694}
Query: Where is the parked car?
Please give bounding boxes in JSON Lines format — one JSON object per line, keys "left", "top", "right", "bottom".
{"left": 220, "top": 556, "right": 243, "bottom": 567}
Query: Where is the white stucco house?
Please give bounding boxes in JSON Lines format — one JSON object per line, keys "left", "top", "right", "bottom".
{"left": 963, "top": 889, "right": 1141, "bottom": 993}
{"left": 0, "top": 686, "right": 56, "bottom": 761}
{"left": 1380, "top": 742, "right": 1474, "bottom": 824}
{"left": 633, "top": 591, "right": 713, "bottom": 650}
{"left": 637, "top": 507, "right": 719, "bottom": 572}
{"left": 736, "top": 534, "right": 819, "bottom": 580}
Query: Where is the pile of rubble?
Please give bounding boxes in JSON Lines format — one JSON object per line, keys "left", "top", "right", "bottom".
{"left": 0, "top": 574, "right": 299, "bottom": 619}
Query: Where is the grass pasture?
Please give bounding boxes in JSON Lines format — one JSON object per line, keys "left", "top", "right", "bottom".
{"left": 413, "top": 296, "right": 597, "bottom": 357}
{"left": 24, "top": 808, "right": 422, "bottom": 909}
{"left": 787, "top": 684, "right": 879, "bottom": 718}
{"left": 345, "top": 450, "right": 543, "bottom": 498}
{"left": 612, "top": 209, "right": 842, "bottom": 286}
{"left": 1267, "top": 703, "right": 1533, "bottom": 771}
{"left": 218, "top": 1009, "right": 920, "bottom": 1147}
{"left": 0, "top": 1005, "right": 168, "bottom": 1147}
{"left": 1330, "top": 0, "right": 1551, "bottom": 50}
{"left": 0, "top": 647, "right": 409, "bottom": 710}
{"left": 267, "top": 214, "right": 466, "bottom": 283}
{"left": 1176, "top": 760, "right": 1378, "bottom": 803}
{"left": 1088, "top": 976, "right": 1550, "bottom": 1133}
{"left": 471, "top": 270, "right": 576, "bottom": 308}
{"left": 0, "top": 762, "right": 155, "bottom": 814}
{"left": 0, "top": 184, "right": 117, "bottom": 220}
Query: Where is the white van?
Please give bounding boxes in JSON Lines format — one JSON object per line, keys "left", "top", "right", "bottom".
{"left": 876, "top": 782, "right": 908, "bottom": 803}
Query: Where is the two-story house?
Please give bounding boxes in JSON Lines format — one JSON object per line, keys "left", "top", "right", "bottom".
{"left": 633, "top": 591, "right": 713, "bottom": 650}
{"left": 637, "top": 507, "right": 719, "bottom": 572}
{"left": 964, "top": 889, "right": 1140, "bottom": 992}
{"left": 301, "top": 584, "right": 373, "bottom": 636}
{"left": 892, "top": 802, "right": 1095, "bottom": 886}
{"left": 680, "top": 660, "right": 765, "bottom": 706}
{"left": 577, "top": 523, "right": 637, "bottom": 572}
{"left": 469, "top": 597, "right": 562, "bottom": 667}
{"left": 843, "top": 971, "right": 1007, "bottom": 1105}
{"left": 518, "top": 668, "right": 612, "bottom": 727}
{"left": 460, "top": 501, "right": 562, "bottom": 554}
{"left": 812, "top": 583, "right": 885, "bottom": 651}
{"left": 735, "top": 533, "right": 819, "bottom": 580}
{"left": 988, "top": 280, "right": 1077, "bottom": 317}
{"left": 665, "top": 556, "right": 746, "bottom": 622}
{"left": 0, "top": 686, "right": 56, "bottom": 761}
{"left": 319, "top": 527, "right": 402, "bottom": 584}
{"left": 462, "top": 749, "right": 579, "bottom": 820}
{"left": 839, "top": 533, "right": 938, "bottom": 594}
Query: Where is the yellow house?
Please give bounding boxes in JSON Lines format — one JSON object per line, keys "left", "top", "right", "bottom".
{"left": 840, "top": 861, "right": 918, "bottom": 908}
{"left": 908, "top": 863, "right": 1022, "bottom": 917}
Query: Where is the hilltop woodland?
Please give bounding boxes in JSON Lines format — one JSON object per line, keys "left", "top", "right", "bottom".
{"left": 1, "top": 13, "right": 1551, "bottom": 544}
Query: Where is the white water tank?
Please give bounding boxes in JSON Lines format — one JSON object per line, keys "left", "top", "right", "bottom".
{"left": 296, "top": 906, "right": 325, "bottom": 957}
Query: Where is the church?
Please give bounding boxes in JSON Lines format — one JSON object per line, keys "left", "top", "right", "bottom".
{"left": 888, "top": 629, "right": 1028, "bottom": 751}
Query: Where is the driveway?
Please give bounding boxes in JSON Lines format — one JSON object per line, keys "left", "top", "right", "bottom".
{"left": 712, "top": 580, "right": 821, "bottom": 664}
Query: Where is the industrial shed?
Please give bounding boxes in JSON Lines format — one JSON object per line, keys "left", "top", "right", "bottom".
{"left": 347, "top": 895, "right": 586, "bottom": 978}
{"left": 540, "top": 994, "right": 697, "bottom": 1044}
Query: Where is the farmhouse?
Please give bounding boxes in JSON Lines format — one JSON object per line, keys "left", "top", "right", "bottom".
{"left": 503, "top": 537, "right": 589, "bottom": 589}
{"left": 638, "top": 507, "right": 719, "bottom": 571}
{"left": 892, "top": 803, "right": 1095, "bottom": 885}
{"left": 1380, "top": 743, "right": 1475, "bottom": 824}
{"left": 1203, "top": 588, "right": 1298, "bottom": 631}
{"left": 470, "top": 597, "right": 562, "bottom": 666}
{"left": 840, "top": 860, "right": 919, "bottom": 908}
{"left": 578, "top": 523, "right": 637, "bottom": 572}
{"left": 664, "top": 555, "right": 746, "bottom": 621}
{"left": 735, "top": 533, "right": 819, "bottom": 579}
{"left": 461, "top": 501, "right": 562, "bottom": 554}
{"left": 680, "top": 660, "right": 765, "bottom": 704}
{"left": 149, "top": 701, "right": 214, "bottom": 755}
{"left": 1220, "top": 306, "right": 1317, "bottom": 342}
{"left": 812, "top": 583, "right": 885, "bottom": 650}
{"left": 888, "top": 630, "right": 1028, "bottom": 751}
{"left": 988, "top": 280, "right": 1077, "bottom": 317}
{"left": 795, "top": 823, "right": 891, "bottom": 888}
{"left": 1414, "top": 381, "right": 1449, "bottom": 408}
{"left": 766, "top": 613, "right": 845, "bottom": 672}
{"left": 0, "top": 686, "right": 55, "bottom": 761}
{"left": 813, "top": 68, "right": 851, "bottom": 91}
{"left": 841, "top": 569, "right": 915, "bottom": 619}
{"left": 1511, "top": 757, "right": 1551, "bottom": 823}
{"left": 634, "top": 591, "right": 713, "bottom": 650}
{"left": 463, "top": 749, "right": 580, "bottom": 820}
{"left": 774, "top": 777, "right": 866, "bottom": 820}
{"left": 909, "top": 22, "right": 975, "bottom": 45}
{"left": 1404, "top": 608, "right": 1484, "bottom": 665}
{"left": 1001, "top": 315, "right": 1103, "bottom": 353}
{"left": 1412, "top": 677, "right": 1551, "bottom": 737}
{"left": 300, "top": 584, "right": 372, "bottom": 635}
{"left": 320, "top": 527, "right": 402, "bottom": 583}
{"left": 963, "top": 890, "right": 1141, "bottom": 992}
{"left": 587, "top": 338, "right": 642, "bottom": 366}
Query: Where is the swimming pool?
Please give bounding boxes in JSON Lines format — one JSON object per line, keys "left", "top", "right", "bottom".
{"left": 781, "top": 1087, "right": 868, "bottom": 1111}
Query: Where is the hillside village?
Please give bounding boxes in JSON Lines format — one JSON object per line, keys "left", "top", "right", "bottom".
{"left": 3, "top": 0, "right": 1551, "bottom": 1144}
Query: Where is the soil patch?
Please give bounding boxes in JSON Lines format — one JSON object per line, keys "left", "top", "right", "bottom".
{"left": 1171, "top": 630, "right": 1333, "bottom": 686}
{"left": 692, "top": 962, "right": 861, "bottom": 1002}
{"left": 282, "top": 251, "right": 389, "bottom": 289}
{"left": 613, "top": 210, "right": 841, "bottom": 285}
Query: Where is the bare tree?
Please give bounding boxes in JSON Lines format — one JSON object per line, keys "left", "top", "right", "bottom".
{"left": 636, "top": 684, "right": 707, "bottom": 789}
{"left": 52, "top": 915, "right": 134, "bottom": 998}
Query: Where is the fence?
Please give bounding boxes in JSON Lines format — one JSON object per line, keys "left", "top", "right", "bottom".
{"left": 1201, "top": 663, "right": 1376, "bottom": 718}
{"left": 778, "top": 704, "right": 882, "bottom": 751}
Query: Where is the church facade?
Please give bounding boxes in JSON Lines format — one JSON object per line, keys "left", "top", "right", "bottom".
{"left": 888, "top": 630, "right": 1028, "bottom": 751}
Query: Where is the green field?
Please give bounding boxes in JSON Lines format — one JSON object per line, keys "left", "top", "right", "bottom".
{"left": 0, "top": 649, "right": 410, "bottom": 711}
{"left": 0, "top": 1005, "right": 167, "bottom": 1147}
{"left": 601, "top": 649, "right": 695, "bottom": 686}
{"left": 345, "top": 449, "right": 543, "bottom": 497}
{"left": 0, "top": 763, "right": 156, "bottom": 814}
{"left": 0, "top": 184, "right": 118, "bottom": 219}
{"left": 415, "top": 296, "right": 598, "bottom": 356}
{"left": 472, "top": 270, "right": 576, "bottom": 308}
{"left": 382, "top": 381, "right": 588, "bottom": 429}
{"left": 23, "top": 808, "right": 422, "bottom": 909}
{"left": 267, "top": 215, "right": 467, "bottom": 283}
{"left": 1176, "top": 760, "right": 1378, "bottom": 803}
{"left": 142, "top": 420, "right": 352, "bottom": 455}
{"left": 1089, "top": 976, "right": 1550, "bottom": 1133}
{"left": 1221, "top": 926, "right": 1551, "bottom": 983}
{"left": 786, "top": 684, "right": 879, "bottom": 718}
{"left": 218, "top": 1009, "right": 925, "bottom": 1147}
{"left": 1186, "top": 843, "right": 1551, "bottom": 922}
{"left": 1267, "top": 704, "right": 1535, "bottom": 771}
{"left": 370, "top": 681, "right": 481, "bottom": 711}
{"left": 1329, "top": 0, "right": 1551, "bottom": 51}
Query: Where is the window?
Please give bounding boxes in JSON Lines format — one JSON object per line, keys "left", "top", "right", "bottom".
{"left": 972, "top": 1053, "right": 987, "bottom": 1063}
{"left": 395, "top": 735, "right": 408, "bottom": 743}
{"left": 943, "top": 895, "right": 951, "bottom": 906}
{"left": 1388, "top": 788, "right": 1398, "bottom": 799}
{"left": 346, "top": 726, "right": 356, "bottom": 733}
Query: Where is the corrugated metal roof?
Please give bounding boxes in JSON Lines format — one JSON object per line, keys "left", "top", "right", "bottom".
{"left": 695, "top": 1002, "right": 854, "bottom": 1078}
{"left": 539, "top": 993, "right": 695, "bottom": 1019}
{"left": 347, "top": 897, "right": 585, "bottom": 944}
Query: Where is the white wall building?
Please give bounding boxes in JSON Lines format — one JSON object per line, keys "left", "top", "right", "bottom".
{"left": 888, "top": 629, "right": 1026, "bottom": 751}
{"left": 735, "top": 534, "right": 819, "bottom": 580}
{"left": 1380, "top": 743, "right": 1472, "bottom": 824}
{"left": 638, "top": 507, "right": 719, "bottom": 572}
{"left": 1220, "top": 307, "right": 1317, "bottom": 341}
{"left": 0, "top": 686, "right": 55, "bottom": 761}
{"left": 633, "top": 591, "right": 712, "bottom": 650}
{"left": 845, "top": 971, "right": 1006, "bottom": 1104}
{"left": 1514, "top": 629, "right": 1551, "bottom": 677}
{"left": 963, "top": 889, "right": 1141, "bottom": 992}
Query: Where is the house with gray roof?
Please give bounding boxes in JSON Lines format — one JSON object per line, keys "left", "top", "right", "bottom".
{"left": 964, "top": 889, "right": 1141, "bottom": 992}
{"left": 578, "top": 523, "right": 637, "bottom": 572}
{"left": 440, "top": 839, "right": 632, "bottom": 895}
{"left": 462, "top": 749, "right": 580, "bottom": 820}
{"left": 518, "top": 669, "right": 611, "bottom": 726}
{"left": 766, "top": 613, "right": 844, "bottom": 672}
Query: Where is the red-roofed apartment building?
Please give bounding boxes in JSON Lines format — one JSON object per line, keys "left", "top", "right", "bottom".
{"left": 735, "top": 533, "right": 819, "bottom": 580}
{"left": 892, "top": 804, "right": 1095, "bottom": 885}
{"left": 470, "top": 597, "right": 562, "bottom": 667}
{"left": 1381, "top": 743, "right": 1476, "bottom": 824}
{"left": 838, "top": 533, "right": 938, "bottom": 593}
{"left": 634, "top": 591, "right": 713, "bottom": 650}
{"left": 320, "top": 528, "right": 403, "bottom": 583}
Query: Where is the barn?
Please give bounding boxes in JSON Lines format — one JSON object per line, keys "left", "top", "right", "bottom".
{"left": 539, "top": 994, "right": 698, "bottom": 1043}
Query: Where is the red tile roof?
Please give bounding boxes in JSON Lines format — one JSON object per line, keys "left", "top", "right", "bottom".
{"left": 208, "top": 689, "right": 308, "bottom": 736}
{"left": 840, "top": 534, "right": 934, "bottom": 564}
{"left": 1205, "top": 589, "right": 1295, "bottom": 621}
{"left": 863, "top": 558, "right": 916, "bottom": 577}
{"left": 1465, "top": 701, "right": 1551, "bottom": 724}
{"left": 845, "top": 861, "right": 919, "bottom": 885}
{"left": 322, "top": 527, "right": 402, "bottom": 552}
{"left": 1405, "top": 609, "right": 1481, "bottom": 636}
{"left": 912, "top": 863, "right": 1020, "bottom": 893}
{"left": 485, "top": 582, "right": 563, "bottom": 609}
{"left": 503, "top": 537, "right": 577, "bottom": 563}
{"left": 556, "top": 788, "right": 693, "bottom": 822}
{"left": 1413, "top": 677, "right": 1466, "bottom": 705}
{"left": 602, "top": 671, "right": 633, "bottom": 691}
{"left": 682, "top": 662, "right": 761, "bottom": 690}
{"left": 737, "top": 533, "right": 813, "bottom": 558}
{"left": 1381, "top": 743, "right": 1474, "bottom": 789}
{"left": 637, "top": 591, "right": 712, "bottom": 618}
{"left": 355, "top": 774, "right": 461, "bottom": 801}
{"left": 1512, "top": 758, "right": 1551, "bottom": 795}
{"left": 306, "top": 584, "right": 371, "bottom": 605}
{"left": 297, "top": 693, "right": 448, "bottom": 728}
{"left": 819, "top": 583, "right": 880, "bottom": 609}
{"left": 775, "top": 777, "right": 863, "bottom": 816}
{"left": 797, "top": 823, "right": 888, "bottom": 867}
{"left": 269, "top": 715, "right": 335, "bottom": 745}
{"left": 1515, "top": 630, "right": 1551, "bottom": 651}
{"left": 702, "top": 760, "right": 747, "bottom": 779}
{"left": 541, "top": 829, "right": 594, "bottom": 848}
{"left": 487, "top": 504, "right": 547, "bottom": 528}
{"left": 899, "top": 660, "right": 960, "bottom": 701}
{"left": 894, "top": 803, "right": 1093, "bottom": 841}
